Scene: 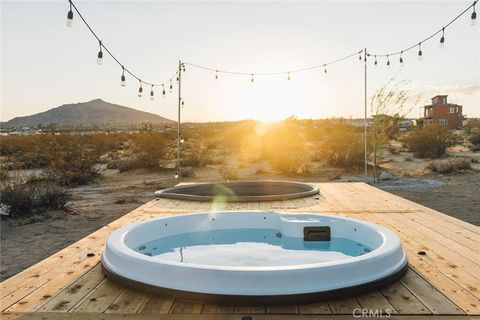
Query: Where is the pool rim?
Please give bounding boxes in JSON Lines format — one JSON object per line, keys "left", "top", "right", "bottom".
{"left": 154, "top": 180, "right": 320, "bottom": 202}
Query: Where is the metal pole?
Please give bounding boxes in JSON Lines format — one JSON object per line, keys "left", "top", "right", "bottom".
{"left": 364, "top": 48, "right": 368, "bottom": 180}
{"left": 176, "top": 60, "right": 182, "bottom": 180}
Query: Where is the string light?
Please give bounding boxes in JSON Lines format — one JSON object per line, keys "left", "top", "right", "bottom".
{"left": 181, "top": 100, "right": 185, "bottom": 108}
{"left": 97, "top": 41, "right": 103, "bottom": 65}
{"left": 374, "top": 55, "right": 378, "bottom": 66}
{"left": 66, "top": 1, "right": 73, "bottom": 27}
{"left": 399, "top": 51, "right": 404, "bottom": 66}
{"left": 150, "top": 85, "right": 154, "bottom": 100}
{"left": 121, "top": 66, "right": 126, "bottom": 87}
{"left": 439, "top": 27, "right": 445, "bottom": 48}
{"left": 358, "top": 52, "right": 362, "bottom": 61}
{"left": 215, "top": 70, "right": 219, "bottom": 80}
{"left": 174, "top": 172, "right": 179, "bottom": 179}
{"left": 287, "top": 72, "right": 291, "bottom": 81}
{"left": 323, "top": 65, "right": 327, "bottom": 74}
{"left": 417, "top": 42, "right": 423, "bottom": 61}
{"left": 386, "top": 55, "right": 390, "bottom": 69}
{"left": 471, "top": 2, "right": 477, "bottom": 25}
{"left": 182, "top": 65, "right": 186, "bottom": 72}
{"left": 180, "top": 136, "right": 185, "bottom": 144}
{"left": 162, "top": 84, "right": 166, "bottom": 98}
{"left": 251, "top": 74, "right": 254, "bottom": 83}
{"left": 169, "top": 80, "right": 173, "bottom": 93}
{"left": 138, "top": 80, "right": 143, "bottom": 97}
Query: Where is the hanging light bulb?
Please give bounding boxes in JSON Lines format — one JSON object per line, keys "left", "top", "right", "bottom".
{"left": 138, "top": 80, "right": 143, "bottom": 97}
{"left": 251, "top": 74, "right": 254, "bottom": 83}
{"left": 174, "top": 172, "right": 179, "bottom": 179}
{"left": 359, "top": 52, "right": 362, "bottom": 61}
{"left": 66, "top": 1, "right": 74, "bottom": 27}
{"left": 439, "top": 27, "right": 445, "bottom": 48}
{"left": 417, "top": 42, "right": 423, "bottom": 61}
{"left": 120, "top": 66, "right": 126, "bottom": 87}
{"left": 182, "top": 65, "right": 186, "bottom": 72}
{"left": 150, "top": 85, "right": 154, "bottom": 100}
{"left": 399, "top": 51, "right": 404, "bottom": 66}
{"left": 287, "top": 72, "right": 291, "bottom": 81}
{"left": 471, "top": 4, "right": 477, "bottom": 25}
{"left": 97, "top": 41, "right": 103, "bottom": 65}
{"left": 323, "top": 65, "right": 327, "bottom": 74}
{"left": 181, "top": 100, "right": 185, "bottom": 108}
{"left": 180, "top": 136, "right": 185, "bottom": 144}
{"left": 215, "top": 70, "right": 218, "bottom": 80}
{"left": 386, "top": 55, "right": 391, "bottom": 69}
{"left": 162, "top": 84, "right": 166, "bottom": 98}
{"left": 374, "top": 56, "right": 378, "bottom": 66}
{"left": 169, "top": 79, "right": 173, "bottom": 93}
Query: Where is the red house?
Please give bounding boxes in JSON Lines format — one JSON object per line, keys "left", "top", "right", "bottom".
{"left": 422, "top": 95, "right": 463, "bottom": 129}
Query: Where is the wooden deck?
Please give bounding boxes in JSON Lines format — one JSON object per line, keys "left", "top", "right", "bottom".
{"left": 1, "top": 182, "right": 479, "bottom": 319}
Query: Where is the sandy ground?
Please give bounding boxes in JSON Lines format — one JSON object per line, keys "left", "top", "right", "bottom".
{"left": 1, "top": 150, "right": 479, "bottom": 281}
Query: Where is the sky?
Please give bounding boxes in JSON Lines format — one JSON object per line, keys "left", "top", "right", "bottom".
{"left": 1, "top": 0, "right": 479, "bottom": 123}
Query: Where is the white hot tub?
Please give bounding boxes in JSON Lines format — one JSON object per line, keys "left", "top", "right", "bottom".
{"left": 102, "top": 212, "right": 407, "bottom": 304}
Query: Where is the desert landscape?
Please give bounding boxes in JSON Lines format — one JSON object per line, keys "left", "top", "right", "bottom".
{"left": 1, "top": 117, "right": 479, "bottom": 280}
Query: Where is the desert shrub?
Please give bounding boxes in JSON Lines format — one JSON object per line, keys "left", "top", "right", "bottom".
{"left": 402, "top": 125, "right": 462, "bottom": 159}
{"left": 124, "top": 132, "right": 174, "bottom": 170}
{"left": 263, "top": 127, "right": 310, "bottom": 174}
{"left": 0, "top": 176, "right": 70, "bottom": 218}
{"left": 317, "top": 124, "right": 365, "bottom": 168}
{"left": 428, "top": 158, "right": 471, "bottom": 173}
{"left": 219, "top": 165, "right": 239, "bottom": 180}
{"left": 45, "top": 148, "right": 100, "bottom": 186}
{"left": 464, "top": 119, "right": 480, "bottom": 151}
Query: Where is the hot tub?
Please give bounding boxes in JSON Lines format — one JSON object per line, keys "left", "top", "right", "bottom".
{"left": 102, "top": 212, "right": 407, "bottom": 304}
{"left": 154, "top": 180, "right": 319, "bottom": 202}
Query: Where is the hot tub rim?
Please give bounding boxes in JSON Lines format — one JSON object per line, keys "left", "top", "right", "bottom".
{"left": 154, "top": 180, "right": 320, "bottom": 202}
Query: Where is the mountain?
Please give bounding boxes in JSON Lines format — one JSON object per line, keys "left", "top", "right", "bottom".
{"left": 1, "top": 99, "right": 174, "bottom": 128}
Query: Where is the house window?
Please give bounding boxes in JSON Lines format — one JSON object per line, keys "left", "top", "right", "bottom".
{"left": 438, "top": 119, "right": 448, "bottom": 125}
{"left": 448, "top": 107, "right": 455, "bottom": 114}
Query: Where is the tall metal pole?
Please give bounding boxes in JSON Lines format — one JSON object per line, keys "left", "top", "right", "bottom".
{"left": 176, "top": 60, "right": 182, "bottom": 180}
{"left": 364, "top": 48, "right": 368, "bottom": 180}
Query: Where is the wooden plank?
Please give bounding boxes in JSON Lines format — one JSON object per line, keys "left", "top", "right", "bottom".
{"left": 104, "top": 290, "right": 148, "bottom": 313}
{"left": 328, "top": 297, "right": 361, "bottom": 314}
{"left": 380, "top": 281, "right": 430, "bottom": 314}
{"left": 170, "top": 300, "right": 203, "bottom": 314}
{"left": 72, "top": 279, "right": 123, "bottom": 313}
{"left": 355, "top": 290, "right": 398, "bottom": 314}
{"left": 233, "top": 305, "right": 266, "bottom": 314}
{"left": 201, "top": 303, "right": 234, "bottom": 314}
{"left": 400, "top": 268, "right": 464, "bottom": 314}
{"left": 138, "top": 295, "right": 174, "bottom": 314}
{"left": 297, "top": 301, "right": 332, "bottom": 314}
{"left": 37, "top": 264, "right": 105, "bottom": 312}
{"left": 266, "top": 305, "right": 298, "bottom": 314}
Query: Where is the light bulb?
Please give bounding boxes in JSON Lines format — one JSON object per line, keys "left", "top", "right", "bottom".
{"left": 169, "top": 80, "right": 173, "bottom": 93}
{"left": 439, "top": 37, "right": 445, "bottom": 49}
{"left": 66, "top": 8, "right": 73, "bottom": 27}
{"left": 374, "top": 56, "right": 378, "bottom": 66}
{"left": 181, "top": 101, "right": 185, "bottom": 108}
{"left": 399, "top": 56, "right": 404, "bottom": 67}
{"left": 251, "top": 74, "right": 254, "bottom": 83}
{"left": 138, "top": 82, "right": 143, "bottom": 97}
{"left": 162, "top": 85, "right": 166, "bottom": 98}
{"left": 386, "top": 58, "right": 390, "bottom": 69}
{"left": 359, "top": 52, "right": 362, "bottom": 61}
{"left": 324, "top": 65, "right": 327, "bottom": 74}
{"left": 174, "top": 172, "right": 179, "bottom": 179}
{"left": 150, "top": 86, "right": 154, "bottom": 100}
{"left": 121, "top": 67, "right": 126, "bottom": 87}
{"left": 215, "top": 71, "right": 218, "bottom": 80}
{"left": 287, "top": 72, "right": 291, "bottom": 81}
{"left": 471, "top": 10, "right": 477, "bottom": 26}
{"left": 180, "top": 137, "right": 185, "bottom": 144}
{"left": 97, "top": 50, "right": 103, "bottom": 65}
{"left": 418, "top": 43, "right": 423, "bottom": 61}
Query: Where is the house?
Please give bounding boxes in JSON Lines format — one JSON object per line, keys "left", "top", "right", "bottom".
{"left": 421, "top": 95, "right": 463, "bottom": 129}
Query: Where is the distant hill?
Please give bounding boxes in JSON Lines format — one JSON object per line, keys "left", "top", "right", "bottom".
{"left": 1, "top": 99, "right": 174, "bottom": 128}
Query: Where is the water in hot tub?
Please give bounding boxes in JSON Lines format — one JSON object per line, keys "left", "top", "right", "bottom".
{"left": 133, "top": 229, "right": 373, "bottom": 267}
